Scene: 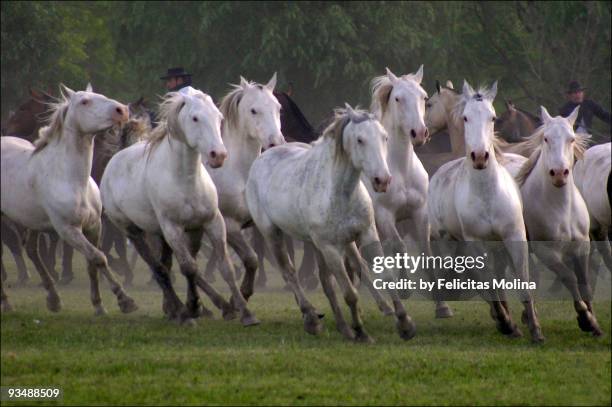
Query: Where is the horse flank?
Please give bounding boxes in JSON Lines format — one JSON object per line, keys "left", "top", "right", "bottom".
{"left": 515, "top": 125, "right": 589, "bottom": 186}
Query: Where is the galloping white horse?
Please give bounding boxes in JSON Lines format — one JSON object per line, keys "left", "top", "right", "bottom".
{"left": 101, "top": 90, "right": 258, "bottom": 325}
{"left": 204, "top": 74, "right": 284, "bottom": 302}
{"left": 516, "top": 108, "right": 602, "bottom": 336}
{"left": 246, "top": 106, "right": 415, "bottom": 342}
{"left": 369, "top": 66, "right": 452, "bottom": 318}
{"left": 573, "top": 142, "right": 612, "bottom": 272}
{"left": 428, "top": 81, "right": 544, "bottom": 342}
{"left": 1, "top": 84, "right": 137, "bottom": 314}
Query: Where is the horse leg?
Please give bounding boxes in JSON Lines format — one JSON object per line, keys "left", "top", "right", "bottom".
{"left": 299, "top": 242, "right": 319, "bottom": 290}
{"left": 182, "top": 231, "right": 213, "bottom": 319}
{"left": 54, "top": 219, "right": 137, "bottom": 314}
{"left": 203, "top": 249, "right": 218, "bottom": 283}
{"left": 126, "top": 227, "right": 185, "bottom": 320}
{"left": 1, "top": 220, "right": 30, "bottom": 285}
{"left": 42, "top": 232, "right": 60, "bottom": 282}
{"left": 0, "top": 243, "right": 13, "bottom": 311}
{"left": 25, "top": 231, "right": 62, "bottom": 312}
{"left": 226, "top": 228, "right": 259, "bottom": 302}
{"left": 59, "top": 241, "right": 74, "bottom": 285}
{"left": 504, "top": 239, "right": 544, "bottom": 342}
{"left": 203, "top": 212, "right": 258, "bottom": 326}
{"left": 409, "top": 206, "right": 453, "bottom": 318}
{"left": 314, "top": 247, "right": 354, "bottom": 340}
{"left": 572, "top": 242, "right": 602, "bottom": 336}
{"left": 262, "top": 225, "right": 322, "bottom": 335}
{"left": 533, "top": 244, "right": 599, "bottom": 335}
{"left": 316, "top": 242, "right": 372, "bottom": 343}
{"left": 251, "top": 228, "right": 267, "bottom": 288}
{"left": 108, "top": 220, "right": 133, "bottom": 287}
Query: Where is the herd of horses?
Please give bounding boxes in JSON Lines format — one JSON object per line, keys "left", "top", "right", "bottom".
{"left": 1, "top": 67, "right": 610, "bottom": 343}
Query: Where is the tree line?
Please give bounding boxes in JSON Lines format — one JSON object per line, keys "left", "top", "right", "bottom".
{"left": 2, "top": 1, "right": 610, "bottom": 137}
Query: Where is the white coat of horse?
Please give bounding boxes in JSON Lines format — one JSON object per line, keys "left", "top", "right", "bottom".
{"left": 100, "top": 90, "right": 258, "bottom": 325}
{"left": 1, "top": 84, "right": 137, "bottom": 314}
{"left": 204, "top": 74, "right": 284, "bottom": 302}
{"left": 428, "top": 81, "right": 544, "bottom": 342}
{"left": 516, "top": 107, "right": 602, "bottom": 336}
{"left": 369, "top": 66, "right": 452, "bottom": 317}
{"left": 246, "top": 106, "right": 416, "bottom": 342}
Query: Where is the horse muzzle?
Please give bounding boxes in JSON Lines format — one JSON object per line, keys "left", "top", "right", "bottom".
{"left": 208, "top": 149, "right": 228, "bottom": 168}
{"left": 470, "top": 151, "right": 489, "bottom": 170}
{"left": 372, "top": 175, "right": 392, "bottom": 193}
{"left": 549, "top": 168, "right": 569, "bottom": 188}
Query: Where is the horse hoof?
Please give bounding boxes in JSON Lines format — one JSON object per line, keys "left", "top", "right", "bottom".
{"left": 1, "top": 301, "right": 13, "bottom": 312}
{"left": 592, "top": 327, "right": 604, "bottom": 337}
{"left": 577, "top": 311, "right": 596, "bottom": 332}
{"left": 509, "top": 324, "right": 523, "bottom": 338}
{"left": 530, "top": 329, "right": 545, "bottom": 343}
{"left": 46, "top": 296, "right": 62, "bottom": 313}
{"left": 496, "top": 319, "right": 517, "bottom": 336}
{"left": 198, "top": 306, "right": 214, "bottom": 319}
{"left": 94, "top": 305, "right": 107, "bottom": 316}
{"left": 435, "top": 305, "right": 454, "bottom": 319}
{"left": 222, "top": 305, "right": 237, "bottom": 321}
{"left": 339, "top": 326, "right": 356, "bottom": 340}
{"left": 396, "top": 317, "right": 417, "bottom": 341}
{"left": 240, "top": 313, "right": 261, "bottom": 327}
{"left": 379, "top": 302, "right": 395, "bottom": 317}
{"left": 353, "top": 327, "right": 375, "bottom": 344}
{"left": 58, "top": 275, "right": 74, "bottom": 286}
{"left": 304, "top": 312, "right": 323, "bottom": 335}
{"left": 181, "top": 317, "right": 197, "bottom": 327}
{"left": 118, "top": 297, "right": 138, "bottom": 314}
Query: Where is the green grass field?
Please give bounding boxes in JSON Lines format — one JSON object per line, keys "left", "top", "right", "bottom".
{"left": 1, "top": 255, "right": 611, "bottom": 406}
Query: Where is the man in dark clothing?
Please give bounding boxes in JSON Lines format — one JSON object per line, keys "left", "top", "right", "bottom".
{"left": 160, "top": 67, "right": 193, "bottom": 92}
{"left": 559, "top": 80, "right": 611, "bottom": 133}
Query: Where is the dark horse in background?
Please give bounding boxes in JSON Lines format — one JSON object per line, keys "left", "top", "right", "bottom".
{"left": 1, "top": 88, "right": 150, "bottom": 286}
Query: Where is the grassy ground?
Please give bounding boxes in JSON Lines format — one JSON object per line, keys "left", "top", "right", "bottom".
{"left": 1, "top": 255, "right": 611, "bottom": 406}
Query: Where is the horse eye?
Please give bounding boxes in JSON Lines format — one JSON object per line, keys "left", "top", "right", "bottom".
{"left": 492, "top": 116, "right": 496, "bottom": 122}
{"left": 81, "top": 99, "right": 89, "bottom": 105}
{"left": 463, "top": 116, "right": 468, "bottom": 122}
{"left": 544, "top": 137, "right": 548, "bottom": 143}
{"left": 425, "top": 103, "right": 431, "bottom": 108}
{"left": 569, "top": 138, "right": 575, "bottom": 143}
{"left": 193, "top": 117, "right": 198, "bottom": 122}
{"left": 251, "top": 108, "right": 257, "bottom": 115}
{"left": 395, "top": 97, "right": 400, "bottom": 102}
{"left": 357, "top": 138, "right": 363, "bottom": 144}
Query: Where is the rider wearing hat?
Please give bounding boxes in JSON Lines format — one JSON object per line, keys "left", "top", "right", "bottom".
{"left": 559, "top": 80, "right": 610, "bottom": 134}
{"left": 160, "top": 67, "right": 193, "bottom": 93}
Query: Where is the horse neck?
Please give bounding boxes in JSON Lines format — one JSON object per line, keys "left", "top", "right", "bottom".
{"left": 444, "top": 94, "right": 465, "bottom": 157}
{"left": 41, "top": 123, "right": 94, "bottom": 187}
{"left": 462, "top": 145, "right": 503, "bottom": 188}
{"left": 312, "top": 138, "right": 361, "bottom": 197}
{"left": 381, "top": 113, "right": 416, "bottom": 174}
{"left": 161, "top": 135, "right": 202, "bottom": 179}
{"left": 531, "top": 152, "right": 575, "bottom": 202}
{"left": 223, "top": 122, "right": 262, "bottom": 177}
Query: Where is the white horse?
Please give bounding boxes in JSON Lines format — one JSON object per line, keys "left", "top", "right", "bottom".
{"left": 369, "top": 66, "right": 452, "bottom": 318}
{"left": 428, "top": 81, "right": 544, "bottom": 342}
{"left": 516, "top": 108, "right": 602, "bottom": 336}
{"left": 204, "top": 74, "right": 284, "bottom": 302}
{"left": 100, "top": 90, "right": 258, "bottom": 325}
{"left": 573, "top": 142, "right": 612, "bottom": 272}
{"left": 1, "top": 84, "right": 137, "bottom": 314}
{"left": 246, "top": 106, "right": 416, "bottom": 342}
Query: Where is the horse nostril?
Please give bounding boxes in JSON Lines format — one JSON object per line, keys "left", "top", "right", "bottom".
{"left": 563, "top": 169, "right": 569, "bottom": 176}
{"left": 268, "top": 143, "right": 276, "bottom": 148}
{"left": 116, "top": 107, "right": 123, "bottom": 115}
{"left": 210, "top": 151, "right": 217, "bottom": 159}
{"left": 484, "top": 151, "right": 489, "bottom": 160}
{"left": 470, "top": 152, "right": 476, "bottom": 161}
{"left": 549, "top": 169, "right": 555, "bottom": 177}
{"left": 424, "top": 128, "right": 429, "bottom": 138}
{"left": 374, "top": 177, "right": 381, "bottom": 185}
{"left": 410, "top": 129, "right": 416, "bottom": 138}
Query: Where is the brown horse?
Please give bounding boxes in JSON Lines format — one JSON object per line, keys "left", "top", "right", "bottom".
{"left": 495, "top": 100, "right": 541, "bottom": 143}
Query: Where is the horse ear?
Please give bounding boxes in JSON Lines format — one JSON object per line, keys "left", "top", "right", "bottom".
{"left": 446, "top": 80, "right": 454, "bottom": 89}
{"left": 505, "top": 99, "right": 515, "bottom": 111}
{"left": 85, "top": 83, "right": 93, "bottom": 92}
{"left": 413, "top": 65, "right": 424, "bottom": 84}
{"left": 265, "top": 72, "right": 277, "bottom": 91}
{"left": 540, "top": 106, "right": 553, "bottom": 124}
{"left": 239, "top": 76, "right": 250, "bottom": 88}
{"left": 344, "top": 102, "right": 355, "bottom": 113}
{"left": 485, "top": 81, "right": 498, "bottom": 101}
{"left": 30, "top": 87, "right": 43, "bottom": 99}
{"left": 385, "top": 67, "right": 399, "bottom": 84}
{"left": 435, "top": 80, "right": 441, "bottom": 94}
{"left": 566, "top": 105, "right": 580, "bottom": 127}
{"left": 462, "top": 80, "right": 475, "bottom": 97}
{"left": 286, "top": 82, "right": 294, "bottom": 96}
{"left": 60, "top": 83, "right": 75, "bottom": 99}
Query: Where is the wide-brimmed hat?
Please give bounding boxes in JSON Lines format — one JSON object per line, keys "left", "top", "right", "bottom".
{"left": 160, "top": 67, "right": 192, "bottom": 80}
{"left": 566, "top": 80, "right": 586, "bottom": 93}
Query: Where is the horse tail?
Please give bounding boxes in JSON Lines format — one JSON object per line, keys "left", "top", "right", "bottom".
{"left": 607, "top": 168, "right": 611, "bottom": 215}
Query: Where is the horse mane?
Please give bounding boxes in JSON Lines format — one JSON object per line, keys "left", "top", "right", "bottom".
{"left": 97, "top": 115, "right": 150, "bottom": 159}
{"left": 146, "top": 92, "right": 188, "bottom": 154}
{"left": 515, "top": 125, "right": 589, "bottom": 186}
{"left": 370, "top": 73, "right": 422, "bottom": 118}
{"left": 316, "top": 106, "right": 374, "bottom": 160}
{"left": 219, "top": 80, "right": 263, "bottom": 129}
{"left": 515, "top": 106, "right": 541, "bottom": 125}
{"left": 451, "top": 86, "right": 506, "bottom": 163}
{"left": 32, "top": 93, "right": 70, "bottom": 154}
